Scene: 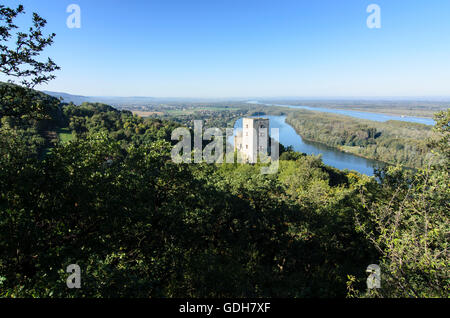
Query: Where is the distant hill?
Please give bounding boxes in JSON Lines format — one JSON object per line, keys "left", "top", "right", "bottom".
{"left": 40, "top": 90, "right": 251, "bottom": 106}
{"left": 42, "top": 91, "right": 92, "bottom": 105}
{"left": 41, "top": 91, "right": 161, "bottom": 107}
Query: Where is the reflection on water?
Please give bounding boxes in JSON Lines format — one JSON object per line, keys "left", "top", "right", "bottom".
{"left": 230, "top": 115, "right": 384, "bottom": 176}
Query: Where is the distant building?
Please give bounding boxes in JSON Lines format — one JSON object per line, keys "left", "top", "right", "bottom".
{"left": 234, "top": 117, "right": 270, "bottom": 163}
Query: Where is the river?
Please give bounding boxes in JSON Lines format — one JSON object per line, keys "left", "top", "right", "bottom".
{"left": 230, "top": 116, "right": 385, "bottom": 176}
{"left": 247, "top": 101, "right": 436, "bottom": 126}
{"left": 230, "top": 101, "right": 436, "bottom": 176}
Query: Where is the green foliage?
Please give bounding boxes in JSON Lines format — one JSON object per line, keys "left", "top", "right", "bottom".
{"left": 286, "top": 110, "right": 435, "bottom": 168}
{"left": 353, "top": 166, "right": 449, "bottom": 298}
{"left": 0, "top": 4, "right": 59, "bottom": 88}
{"left": 0, "top": 4, "right": 447, "bottom": 296}
{"left": 429, "top": 109, "right": 450, "bottom": 168}
{"left": 0, "top": 86, "right": 448, "bottom": 298}
{"left": 0, "top": 82, "right": 62, "bottom": 160}
{"left": 57, "top": 128, "right": 74, "bottom": 143}
{"left": 0, "top": 82, "right": 61, "bottom": 121}
{"left": 0, "top": 87, "right": 382, "bottom": 297}
{"left": 62, "top": 102, "right": 179, "bottom": 147}
{"left": 350, "top": 116, "right": 450, "bottom": 298}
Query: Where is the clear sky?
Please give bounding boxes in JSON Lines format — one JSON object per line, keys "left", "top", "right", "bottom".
{"left": 4, "top": 0, "right": 450, "bottom": 98}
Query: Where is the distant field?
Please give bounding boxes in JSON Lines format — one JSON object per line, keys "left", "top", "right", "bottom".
{"left": 164, "top": 110, "right": 194, "bottom": 116}
{"left": 161, "top": 107, "right": 241, "bottom": 116}
{"left": 194, "top": 107, "right": 240, "bottom": 111}
{"left": 132, "top": 111, "right": 164, "bottom": 117}
{"left": 58, "top": 128, "right": 74, "bottom": 143}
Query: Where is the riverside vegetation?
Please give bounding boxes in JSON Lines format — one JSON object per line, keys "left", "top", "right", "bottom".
{"left": 159, "top": 104, "right": 438, "bottom": 169}
{"left": 0, "top": 4, "right": 448, "bottom": 298}
{"left": 285, "top": 110, "right": 435, "bottom": 169}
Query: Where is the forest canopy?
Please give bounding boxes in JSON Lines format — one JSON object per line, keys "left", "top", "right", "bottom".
{"left": 0, "top": 4, "right": 448, "bottom": 298}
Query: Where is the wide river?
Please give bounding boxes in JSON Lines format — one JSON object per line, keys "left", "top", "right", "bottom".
{"left": 229, "top": 102, "right": 436, "bottom": 176}
{"left": 230, "top": 116, "right": 384, "bottom": 176}
{"left": 247, "top": 101, "right": 436, "bottom": 126}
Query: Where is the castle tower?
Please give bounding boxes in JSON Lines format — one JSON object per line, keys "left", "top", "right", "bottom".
{"left": 235, "top": 117, "right": 269, "bottom": 163}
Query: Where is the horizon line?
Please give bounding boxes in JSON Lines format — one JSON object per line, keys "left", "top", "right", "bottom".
{"left": 41, "top": 90, "right": 450, "bottom": 102}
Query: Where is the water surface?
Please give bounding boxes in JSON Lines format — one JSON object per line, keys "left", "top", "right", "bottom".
{"left": 230, "top": 115, "right": 384, "bottom": 176}
{"left": 247, "top": 101, "right": 436, "bottom": 126}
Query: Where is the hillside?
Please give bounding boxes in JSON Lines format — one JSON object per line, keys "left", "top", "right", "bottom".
{"left": 42, "top": 90, "right": 159, "bottom": 107}
{"left": 42, "top": 91, "right": 92, "bottom": 105}
{"left": 1, "top": 85, "right": 448, "bottom": 298}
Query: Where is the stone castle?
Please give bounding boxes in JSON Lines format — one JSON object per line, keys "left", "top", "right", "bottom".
{"left": 234, "top": 117, "right": 270, "bottom": 163}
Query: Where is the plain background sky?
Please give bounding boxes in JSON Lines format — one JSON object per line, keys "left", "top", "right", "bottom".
{"left": 3, "top": 0, "right": 450, "bottom": 97}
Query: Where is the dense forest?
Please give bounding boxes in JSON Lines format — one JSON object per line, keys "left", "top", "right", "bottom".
{"left": 0, "top": 4, "right": 448, "bottom": 298}
{"left": 116, "top": 102, "right": 437, "bottom": 169}
{"left": 285, "top": 110, "right": 435, "bottom": 168}
{"left": 1, "top": 82, "right": 448, "bottom": 297}
{"left": 159, "top": 104, "right": 436, "bottom": 168}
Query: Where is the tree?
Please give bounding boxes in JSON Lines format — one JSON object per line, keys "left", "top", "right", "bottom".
{"left": 351, "top": 112, "right": 450, "bottom": 298}
{"left": 430, "top": 109, "right": 450, "bottom": 168}
{"left": 0, "top": 4, "right": 61, "bottom": 151}
{"left": 1, "top": 4, "right": 59, "bottom": 88}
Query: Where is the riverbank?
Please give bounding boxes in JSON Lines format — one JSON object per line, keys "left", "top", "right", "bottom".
{"left": 254, "top": 100, "right": 448, "bottom": 119}
{"left": 284, "top": 110, "right": 434, "bottom": 169}
{"left": 289, "top": 128, "right": 393, "bottom": 167}
{"left": 231, "top": 115, "right": 384, "bottom": 176}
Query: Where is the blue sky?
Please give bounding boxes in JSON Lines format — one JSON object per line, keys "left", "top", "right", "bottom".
{"left": 4, "top": 0, "right": 450, "bottom": 97}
